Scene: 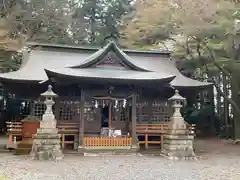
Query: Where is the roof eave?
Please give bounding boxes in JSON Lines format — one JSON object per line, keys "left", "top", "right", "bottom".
{"left": 44, "top": 68, "right": 176, "bottom": 84}
{"left": 0, "top": 77, "right": 42, "bottom": 84}
{"left": 170, "top": 82, "right": 212, "bottom": 88}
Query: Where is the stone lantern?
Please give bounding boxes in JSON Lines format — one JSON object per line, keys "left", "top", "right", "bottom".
{"left": 162, "top": 89, "right": 196, "bottom": 160}
{"left": 30, "top": 85, "right": 63, "bottom": 160}
{"left": 168, "top": 90, "right": 186, "bottom": 134}
{"left": 40, "top": 85, "right": 58, "bottom": 128}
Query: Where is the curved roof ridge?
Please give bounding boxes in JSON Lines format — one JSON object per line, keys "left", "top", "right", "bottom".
{"left": 68, "top": 41, "right": 151, "bottom": 72}
{"left": 27, "top": 42, "right": 171, "bottom": 55}
{"left": 112, "top": 43, "right": 151, "bottom": 72}
{"left": 67, "top": 42, "right": 111, "bottom": 68}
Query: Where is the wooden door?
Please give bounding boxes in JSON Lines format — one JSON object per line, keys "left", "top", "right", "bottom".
{"left": 84, "top": 98, "right": 101, "bottom": 134}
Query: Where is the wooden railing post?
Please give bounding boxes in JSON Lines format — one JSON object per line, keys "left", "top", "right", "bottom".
{"left": 136, "top": 123, "right": 194, "bottom": 149}
{"left": 83, "top": 137, "right": 132, "bottom": 148}
{"left": 131, "top": 93, "right": 138, "bottom": 151}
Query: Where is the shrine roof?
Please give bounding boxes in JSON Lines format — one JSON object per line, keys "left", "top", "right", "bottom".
{"left": 0, "top": 41, "right": 211, "bottom": 87}
{"left": 44, "top": 68, "right": 175, "bottom": 82}
{"left": 26, "top": 42, "right": 172, "bottom": 55}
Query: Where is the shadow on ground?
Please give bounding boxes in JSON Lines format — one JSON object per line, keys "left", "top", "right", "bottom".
{"left": 1, "top": 135, "right": 240, "bottom": 158}
{"left": 194, "top": 138, "right": 240, "bottom": 157}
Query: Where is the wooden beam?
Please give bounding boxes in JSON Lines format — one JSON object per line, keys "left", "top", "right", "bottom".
{"left": 78, "top": 89, "right": 85, "bottom": 150}
{"left": 131, "top": 93, "right": 138, "bottom": 150}
{"left": 108, "top": 100, "right": 112, "bottom": 129}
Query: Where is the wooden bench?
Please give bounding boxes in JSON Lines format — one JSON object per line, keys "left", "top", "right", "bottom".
{"left": 6, "top": 121, "right": 80, "bottom": 149}
{"left": 6, "top": 121, "right": 22, "bottom": 148}
{"left": 136, "top": 123, "right": 195, "bottom": 149}
{"left": 57, "top": 121, "right": 80, "bottom": 149}
{"left": 136, "top": 124, "right": 169, "bottom": 149}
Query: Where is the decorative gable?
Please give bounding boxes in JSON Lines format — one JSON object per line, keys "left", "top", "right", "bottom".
{"left": 69, "top": 41, "right": 150, "bottom": 72}
{"left": 95, "top": 51, "right": 129, "bottom": 69}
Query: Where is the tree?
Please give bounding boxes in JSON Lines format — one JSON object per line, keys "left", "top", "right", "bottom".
{"left": 0, "top": 0, "right": 76, "bottom": 72}
{"left": 73, "top": 0, "right": 134, "bottom": 45}
{"left": 1, "top": 0, "right": 134, "bottom": 46}
{"left": 121, "top": 0, "right": 240, "bottom": 139}
{"left": 0, "top": 16, "right": 24, "bottom": 72}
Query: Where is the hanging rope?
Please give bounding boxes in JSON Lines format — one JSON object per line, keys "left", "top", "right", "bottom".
{"left": 83, "top": 92, "right": 134, "bottom": 101}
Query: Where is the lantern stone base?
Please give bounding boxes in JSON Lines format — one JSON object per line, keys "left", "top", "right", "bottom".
{"left": 130, "top": 144, "right": 139, "bottom": 152}
{"left": 30, "top": 127, "right": 63, "bottom": 160}
{"left": 162, "top": 134, "right": 196, "bottom": 160}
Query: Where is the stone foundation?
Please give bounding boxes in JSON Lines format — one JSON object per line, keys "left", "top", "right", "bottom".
{"left": 162, "top": 134, "right": 196, "bottom": 160}
{"left": 162, "top": 90, "right": 196, "bottom": 160}
{"left": 30, "top": 127, "right": 63, "bottom": 160}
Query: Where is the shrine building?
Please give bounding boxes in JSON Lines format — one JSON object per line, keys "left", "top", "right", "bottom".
{"left": 0, "top": 40, "right": 211, "bottom": 151}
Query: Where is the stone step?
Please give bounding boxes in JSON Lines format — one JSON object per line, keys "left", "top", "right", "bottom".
{"left": 0, "top": 148, "right": 12, "bottom": 153}
{"left": 17, "top": 143, "right": 32, "bottom": 149}
{"left": 15, "top": 148, "right": 31, "bottom": 155}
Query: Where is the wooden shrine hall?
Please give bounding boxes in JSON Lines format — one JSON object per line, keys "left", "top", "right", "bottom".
{"left": 0, "top": 40, "right": 211, "bottom": 151}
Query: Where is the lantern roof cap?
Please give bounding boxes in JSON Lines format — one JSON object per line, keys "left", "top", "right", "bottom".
{"left": 40, "top": 85, "right": 58, "bottom": 97}
{"left": 168, "top": 89, "right": 185, "bottom": 101}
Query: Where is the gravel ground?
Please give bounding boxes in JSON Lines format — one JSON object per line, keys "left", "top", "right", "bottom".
{"left": 0, "top": 153, "right": 240, "bottom": 180}
{"left": 0, "top": 138, "right": 240, "bottom": 180}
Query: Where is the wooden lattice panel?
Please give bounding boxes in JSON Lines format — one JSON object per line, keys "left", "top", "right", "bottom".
{"left": 59, "top": 100, "right": 80, "bottom": 121}
{"left": 136, "top": 101, "right": 148, "bottom": 123}
{"left": 152, "top": 101, "right": 169, "bottom": 123}
{"left": 33, "top": 100, "right": 46, "bottom": 118}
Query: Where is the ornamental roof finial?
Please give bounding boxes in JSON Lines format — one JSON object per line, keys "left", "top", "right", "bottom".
{"left": 104, "top": 33, "right": 118, "bottom": 44}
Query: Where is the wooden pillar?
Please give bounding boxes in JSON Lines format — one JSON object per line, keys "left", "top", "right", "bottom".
{"left": 108, "top": 100, "right": 112, "bottom": 129}
{"left": 54, "top": 98, "right": 60, "bottom": 121}
{"left": 131, "top": 93, "right": 138, "bottom": 150}
{"left": 78, "top": 89, "right": 85, "bottom": 151}
{"left": 116, "top": 105, "right": 121, "bottom": 128}
{"left": 29, "top": 100, "right": 35, "bottom": 117}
